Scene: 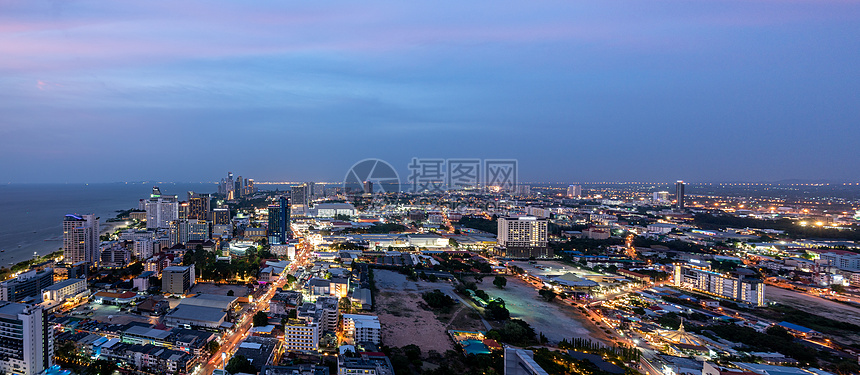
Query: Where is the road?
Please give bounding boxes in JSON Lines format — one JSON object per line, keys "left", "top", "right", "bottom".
{"left": 449, "top": 291, "right": 492, "bottom": 330}
{"left": 198, "top": 239, "right": 312, "bottom": 375}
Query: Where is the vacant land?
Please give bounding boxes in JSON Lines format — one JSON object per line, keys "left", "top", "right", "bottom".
{"left": 374, "top": 270, "right": 453, "bottom": 352}
{"left": 374, "top": 270, "right": 485, "bottom": 352}
{"left": 481, "top": 276, "right": 612, "bottom": 345}
{"left": 766, "top": 286, "right": 860, "bottom": 344}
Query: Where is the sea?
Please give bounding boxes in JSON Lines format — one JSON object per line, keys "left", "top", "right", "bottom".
{"left": 0, "top": 182, "right": 219, "bottom": 266}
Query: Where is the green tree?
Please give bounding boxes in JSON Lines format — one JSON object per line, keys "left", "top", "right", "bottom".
{"left": 84, "top": 359, "right": 118, "bottom": 375}
{"left": 422, "top": 289, "right": 456, "bottom": 309}
{"left": 538, "top": 288, "right": 556, "bottom": 302}
{"left": 253, "top": 311, "right": 269, "bottom": 327}
{"left": 403, "top": 344, "right": 422, "bottom": 361}
{"left": 182, "top": 251, "right": 194, "bottom": 266}
{"left": 207, "top": 340, "right": 220, "bottom": 355}
{"left": 831, "top": 284, "right": 846, "bottom": 293}
{"left": 226, "top": 355, "right": 257, "bottom": 374}
{"left": 57, "top": 341, "right": 87, "bottom": 366}
{"left": 474, "top": 289, "right": 490, "bottom": 301}
{"left": 495, "top": 319, "right": 536, "bottom": 345}
{"left": 486, "top": 299, "right": 510, "bottom": 320}
{"left": 493, "top": 276, "right": 507, "bottom": 289}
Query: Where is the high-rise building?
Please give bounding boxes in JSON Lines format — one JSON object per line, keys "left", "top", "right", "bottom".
{"left": 675, "top": 180, "right": 686, "bottom": 209}
{"left": 169, "top": 219, "right": 210, "bottom": 246}
{"left": 306, "top": 182, "right": 315, "bottom": 200}
{"left": 63, "top": 213, "right": 99, "bottom": 265}
{"left": 219, "top": 172, "right": 238, "bottom": 199}
{"left": 0, "top": 302, "right": 53, "bottom": 375}
{"left": 145, "top": 187, "right": 179, "bottom": 229}
{"left": 268, "top": 197, "right": 291, "bottom": 244}
{"left": 99, "top": 243, "right": 131, "bottom": 268}
{"left": 566, "top": 185, "right": 582, "bottom": 198}
{"left": 133, "top": 239, "right": 159, "bottom": 260}
{"left": 244, "top": 178, "right": 256, "bottom": 196}
{"left": 290, "top": 184, "right": 309, "bottom": 215}
{"left": 496, "top": 217, "right": 550, "bottom": 258}
{"left": 187, "top": 192, "right": 211, "bottom": 221}
{"left": 178, "top": 201, "right": 189, "bottom": 221}
{"left": 212, "top": 208, "right": 231, "bottom": 226}
{"left": 674, "top": 263, "right": 766, "bottom": 307}
{"left": 162, "top": 265, "right": 196, "bottom": 295}
{"left": 0, "top": 269, "right": 54, "bottom": 302}
{"left": 363, "top": 181, "right": 373, "bottom": 194}
{"left": 226, "top": 172, "right": 236, "bottom": 200}
{"left": 516, "top": 184, "right": 531, "bottom": 196}
{"left": 236, "top": 176, "right": 244, "bottom": 199}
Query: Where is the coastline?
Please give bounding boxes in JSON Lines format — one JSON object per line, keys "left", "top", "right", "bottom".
{"left": 0, "top": 182, "right": 215, "bottom": 267}
{"left": 100, "top": 220, "right": 131, "bottom": 236}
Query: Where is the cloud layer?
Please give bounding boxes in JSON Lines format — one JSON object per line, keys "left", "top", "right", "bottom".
{"left": 1, "top": 0, "right": 859, "bottom": 183}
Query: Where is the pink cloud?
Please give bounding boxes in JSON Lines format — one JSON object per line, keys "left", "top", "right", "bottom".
{"left": 0, "top": 0, "right": 856, "bottom": 75}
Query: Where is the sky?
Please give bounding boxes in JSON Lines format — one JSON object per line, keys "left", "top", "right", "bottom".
{"left": 1, "top": 0, "right": 859, "bottom": 184}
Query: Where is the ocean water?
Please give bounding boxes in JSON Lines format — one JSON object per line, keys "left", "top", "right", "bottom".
{"left": 0, "top": 182, "right": 217, "bottom": 266}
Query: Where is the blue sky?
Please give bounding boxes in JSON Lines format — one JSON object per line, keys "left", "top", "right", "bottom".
{"left": 1, "top": 0, "right": 859, "bottom": 183}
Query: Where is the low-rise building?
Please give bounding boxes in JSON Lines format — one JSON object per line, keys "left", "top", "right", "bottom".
{"left": 283, "top": 320, "right": 319, "bottom": 352}
{"left": 503, "top": 347, "right": 549, "bottom": 375}
{"left": 234, "top": 336, "right": 281, "bottom": 372}
{"left": 0, "top": 268, "right": 54, "bottom": 302}
{"left": 162, "top": 265, "right": 196, "bottom": 295}
{"left": 674, "top": 263, "right": 766, "bottom": 307}
{"left": 337, "top": 352, "right": 394, "bottom": 375}
{"left": 41, "top": 278, "right": 88, "bottom": 303}
{"left": 261, "top": 365, "right": 329, "bottom": 375}
{"left": 93, "top": 291, "right": 139, "bottom": 305}
{"left": 341, "top": 314, "right": 381, "bottom": 345}
{"left": 270, "top": 290, "right": 303, "bottom": 315}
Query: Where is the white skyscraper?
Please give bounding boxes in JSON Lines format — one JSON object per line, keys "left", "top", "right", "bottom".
{"left": 63, "top": 213, "right": 99, "bottom": 264}
{"left": 291, "top": 184, "right": 311, "bottom": 216}
{"left": 498, "top": 217, "right": 548, "bottom": 248}
{"left": 566, "top": 185, "right": 582, "bottom": 198}
{"left": 0, "top": 302, "right": 53, "bottom": 375}
{"left": 145, "top": 187, "right": 179, "bottom": 229}
{"left": 652, "top": 191, "right": 670, "bottom": 203}
{"left": 496, "top": 216, "right": 550, "bottom": 258}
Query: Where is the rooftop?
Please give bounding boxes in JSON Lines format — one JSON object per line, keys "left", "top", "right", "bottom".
{"left": 165, "top": 305, "right": 228, "bottom": 324}
{"left": 43, "top": 278, "right": 86, "bottom": 291}
{"left": 178, "top": 293, "right": 238, "bottom": 310}
{"left": 0, "top": 302, "right": 29, "bottom": 319}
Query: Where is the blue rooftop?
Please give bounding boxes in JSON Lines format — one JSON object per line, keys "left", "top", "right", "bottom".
{"left": 778, "top": 321, "right": 816, "bottom": 334}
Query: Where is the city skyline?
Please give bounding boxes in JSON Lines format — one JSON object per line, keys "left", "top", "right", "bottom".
{"left": 2, "top": 0, "right": 860, "bottom": 183}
